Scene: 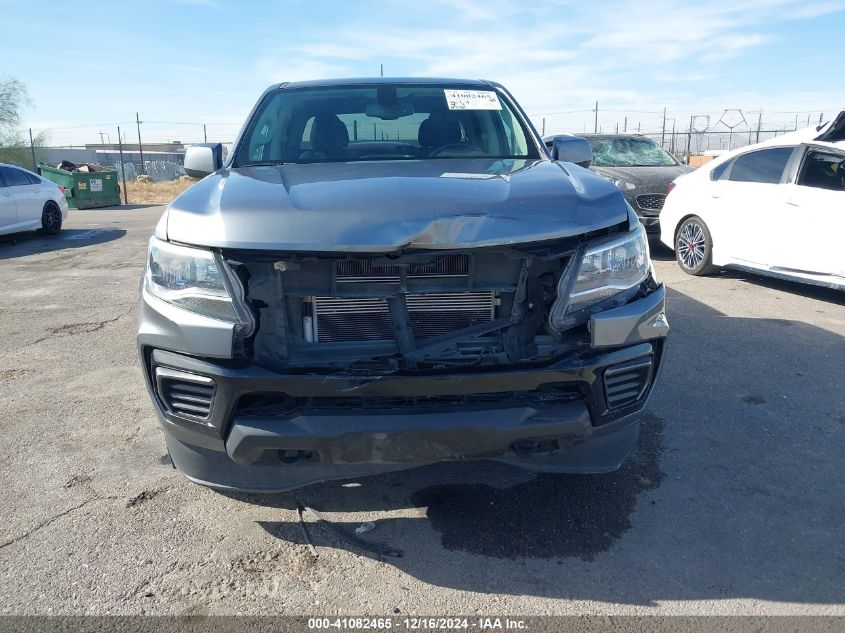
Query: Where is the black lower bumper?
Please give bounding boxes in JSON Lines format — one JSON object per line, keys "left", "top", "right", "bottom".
{"left": 227, "top": 401, "right": 592, "bottom": 465}
{"left": 164, "top": 419, "right": 641, "bottom": 493}
{"left": 143, "top": 338, "right": 663, "bottom": 491}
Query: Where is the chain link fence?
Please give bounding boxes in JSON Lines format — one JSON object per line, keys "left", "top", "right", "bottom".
{"left": 533, "top": 106, "right": 836, "bottom": 164}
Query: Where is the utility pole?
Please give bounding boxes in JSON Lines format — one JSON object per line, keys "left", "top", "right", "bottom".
{"left": 593, "top": 101, "right": 598, "bottom": 133}
{"left": 623, "top": 116, "right": 627, "bottom": 133}
{"left": 203, "top": 124, "right": 207, "bottom": 143}
{"left": 117, "top": 126, "right": 128, "bottom": 205}
{"left": 98, "top": 131, "right": 106, "bottom": 145}
{"left": 541, "top": 117, "right": 545, "bottom": 136}
{"left": 28, "top": 128, "right": 37, "bottom": 171}
{"left": 794, "top": 114, "right": 798, "bottom": 130}
{"left": 755, "top": 111, "right": 762, "bottom": 143}
{"left": 380, "top": 64, "right": 383, "bottom": 77}
{"left": 615, "top": 122, "right": 619, "bottom": 134}
{"left": 661, "top": 107, "right": 667, "bottom": 147}
{"left": 819, "top": 113, "right": 824, "bottom": 126}
{"left": 685, "top": 115, "right": 694, "bottom": 165}
{"left": 136, "top": 112, "right": 145, "bottom": 175}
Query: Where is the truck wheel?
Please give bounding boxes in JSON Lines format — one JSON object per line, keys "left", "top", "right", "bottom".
{"left": 675, "top": 216, "right": 716, "bottom": 276}
{"left": 40, "top": 201, "right": 63, "bottom": 235}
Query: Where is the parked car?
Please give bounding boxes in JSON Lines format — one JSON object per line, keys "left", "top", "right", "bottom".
{"left": 137, "top": 78, "right": 669, "bottom": 493}
{"left": 660, "top": 112, "right": 845, "bottom": 290}
{"left": 543, "top": 134, "right": 691, "bottom": 235}
{"left": 0, "top": 163, "right": 68, "bottom": 236}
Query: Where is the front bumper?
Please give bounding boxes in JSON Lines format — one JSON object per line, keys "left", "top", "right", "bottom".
{"left": 621, "top": 193, "right": 662, "bottom": 234}
{"left": 138, "top": 285, "right": 668, "bottom": 492}
{"left": 639, "top": 216, "right": 660, "bottom": 233}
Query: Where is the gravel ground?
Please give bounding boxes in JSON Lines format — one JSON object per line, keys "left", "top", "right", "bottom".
{"left": 0, "top": 206, "right": 843, "bottom": 616}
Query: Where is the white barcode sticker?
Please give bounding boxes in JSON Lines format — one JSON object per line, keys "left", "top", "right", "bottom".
{"left": 444, "top": 89, "right": 502, "bottom": 111}
{"left": 89, "top": 178, "right": 103, "bottom": 192}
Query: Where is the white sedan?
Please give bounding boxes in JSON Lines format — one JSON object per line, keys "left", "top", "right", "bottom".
{"left": 660, "top": 113, "right": 844, "bottom": 290}
{"left": 0, "top": 163, "right": 69, "bottom": 236}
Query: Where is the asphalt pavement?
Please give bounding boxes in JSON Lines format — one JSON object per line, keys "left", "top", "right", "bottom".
{"left": 0, "top": 206, "right": 843, "bottom": 615}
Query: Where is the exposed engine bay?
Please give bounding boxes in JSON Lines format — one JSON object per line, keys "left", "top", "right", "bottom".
{"left": 224, "top": 226, "right": 646, "bottom": 372}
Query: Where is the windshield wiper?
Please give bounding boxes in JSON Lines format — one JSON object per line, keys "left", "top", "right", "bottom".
{"left": 240, "top": 161, "right": 293, "bottom": 167}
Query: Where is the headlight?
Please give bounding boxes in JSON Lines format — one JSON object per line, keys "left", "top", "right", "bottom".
{"left": 145, "top": 237, "right": 237, "bottom": 322}
{"left": 605, "top": 176, "right": 637, "bottom": 191}
{"left": 549, "top": 226, "right": 650, "bottom": 329}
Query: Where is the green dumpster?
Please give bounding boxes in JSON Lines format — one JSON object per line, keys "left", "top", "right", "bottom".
{"left": 38, "top": 165, "right": 121, "bottom": 209}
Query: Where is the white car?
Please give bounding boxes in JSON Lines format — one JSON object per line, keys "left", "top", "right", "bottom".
{"left": 659, "top": 113, "right": 845, "bottom": 290}
{"left": 0, "top": 163, "right": 69, "bottom": 236}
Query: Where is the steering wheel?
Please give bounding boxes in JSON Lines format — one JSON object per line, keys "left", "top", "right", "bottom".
{"left": 430, "top": 142, "right": 484, "bottom": 157}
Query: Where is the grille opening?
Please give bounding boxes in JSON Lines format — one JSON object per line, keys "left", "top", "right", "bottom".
{"left": 635, "top": 193, "right": 666, "bottom": 211}
{"left": 155, "top": 367, "right": 215, "bottom": 420}
{"left": 336, "top": 254, "right": 470, "bottom": 279}
{"left": 511, "top": 439, "right": 560, "bottom": 458}
{"left": 603, "top": 356, "right": 653, "bottom": 410}
{"left": 236, "top": 385, "right": 581, "bottom": 416}
{"left": 311, "top": 255, "right": 495, "bottom": 344}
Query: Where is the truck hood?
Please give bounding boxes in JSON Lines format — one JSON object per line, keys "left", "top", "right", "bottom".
{"left": 165, "top": 158, "right": 628, "bottom": 252}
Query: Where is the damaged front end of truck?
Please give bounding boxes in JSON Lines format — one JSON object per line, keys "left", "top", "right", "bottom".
{"left": 140, "top": 207, "right": 667, "bottom": 492}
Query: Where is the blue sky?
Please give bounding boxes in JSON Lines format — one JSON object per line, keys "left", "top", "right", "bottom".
{"left": 2, "top": 0, "right": 844, "bottom": 145}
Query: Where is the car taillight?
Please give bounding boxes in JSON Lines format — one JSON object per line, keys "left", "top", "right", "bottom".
{"left": 666, "top": 182, "right": 676, "bottom": 194}
{"left": 58, "top": 186, "right": 65, "bottom": 194}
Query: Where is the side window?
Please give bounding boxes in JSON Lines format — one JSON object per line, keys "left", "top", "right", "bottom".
{"left": 797, "top": 149, "right": 845, "bottom": 192}
{"left": 26, "top": 172, "right": 41, "bottom": 184}
{"left": 728, "top": 147, "right": 794, "bottom": 184}
{"left": 0, "top": 166, "right": 34, "bottom": 187}
{"left": 711, "top": 159, "right": 732, "bottom": 180}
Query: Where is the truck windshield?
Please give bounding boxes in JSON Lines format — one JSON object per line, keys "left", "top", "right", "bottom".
{"left": 234, "top": 84, "right": 540, "bottom": 166}
{"left": 588, "top": 137, "right": 679, "bottom": 167}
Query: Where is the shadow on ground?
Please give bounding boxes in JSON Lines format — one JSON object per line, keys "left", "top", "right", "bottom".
{"left": 223, "top": 286, "right": 844, "bottom": 605}
{"left": 255, "top": 414, "right": 664, "bottom": 562}
{"left": 0, "top": 228, "right": 126, "bottom": 260}
{"left": 96, "top": 204, "right": 161, "bottom": 211}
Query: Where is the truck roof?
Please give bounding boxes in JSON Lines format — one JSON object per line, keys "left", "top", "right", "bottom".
{"left": 279, "top": 77, "right": 496, "bottom": 89}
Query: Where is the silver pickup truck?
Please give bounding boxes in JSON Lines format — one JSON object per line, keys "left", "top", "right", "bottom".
{"left": 137, "top": 78, "right": 668, "bottom": 492}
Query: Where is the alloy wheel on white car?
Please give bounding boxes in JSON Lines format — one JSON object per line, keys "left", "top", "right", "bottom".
{"left": 40, "top": 202, "right": 62, "bottom": 235}
{"left": 675, "top": 216, "right": 716, "bottom": 276}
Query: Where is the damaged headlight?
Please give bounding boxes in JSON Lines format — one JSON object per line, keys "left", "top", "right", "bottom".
{"left": 145, "top": 237, "right": 237, "bottom": 322}
{"left": 549, "top": 225, "right": 650, "bottom": 329}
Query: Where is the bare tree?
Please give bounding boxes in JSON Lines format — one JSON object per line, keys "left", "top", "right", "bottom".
{"left": 0, "top": 76, "right": 31, "bottom": 144}
{"left": 0, "top": 76, "right": 47, "bottom": 167}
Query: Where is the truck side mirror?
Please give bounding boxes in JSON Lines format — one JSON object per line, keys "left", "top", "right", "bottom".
{"left": 184, "top": 143, "right": 223, "bottom": 178}
{"left": 551, "top": 136, "right": 593, "bottom": 168}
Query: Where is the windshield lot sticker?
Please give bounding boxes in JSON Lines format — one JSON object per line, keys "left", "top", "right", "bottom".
{"left": 444, "top": 90, "right": 502, "bottom": 110}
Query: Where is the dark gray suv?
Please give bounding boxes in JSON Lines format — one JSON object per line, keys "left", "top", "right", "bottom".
{"left": 137, "top": 78, "right": 668, "bottom": 492}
